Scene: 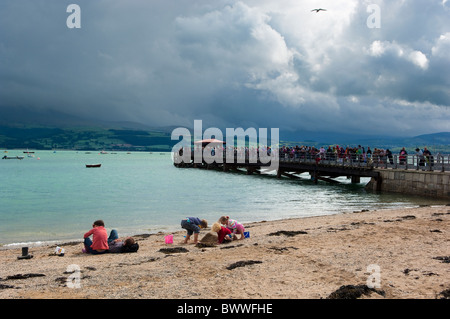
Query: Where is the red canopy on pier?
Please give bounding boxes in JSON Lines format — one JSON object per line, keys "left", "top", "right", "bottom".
{"left": 194, "top": 139, "right": 226, "bottom": 145}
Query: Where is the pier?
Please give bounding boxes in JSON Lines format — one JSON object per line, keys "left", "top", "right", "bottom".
{"left": 174, "top": 151, "right": 450, "bottom": 199}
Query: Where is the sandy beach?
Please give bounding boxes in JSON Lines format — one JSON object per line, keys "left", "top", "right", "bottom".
{"left": 0, "top": 205, "right": 448, "bottom": 300}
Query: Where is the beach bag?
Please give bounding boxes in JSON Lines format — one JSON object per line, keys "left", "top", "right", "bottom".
{"left": 121, "top": 242, "right": 139, "bottom": 253}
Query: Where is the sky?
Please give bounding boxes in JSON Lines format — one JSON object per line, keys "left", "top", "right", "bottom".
{"left": 0, "top": 0, "right": 449, "bottom": 137}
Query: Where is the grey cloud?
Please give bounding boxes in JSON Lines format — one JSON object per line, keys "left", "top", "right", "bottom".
{"left": 0, "top": 0, "right": 449, "bottom": 137}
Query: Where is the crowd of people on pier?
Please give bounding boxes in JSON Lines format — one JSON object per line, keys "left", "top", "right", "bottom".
{"left": 186, "top": 143, "right": 444, "bottom": 166}
{"left": 277, "top": 144, "right": 444, "bottom": 166}
{"left": 278, "top": 144, "right": 396, "bottom": 164}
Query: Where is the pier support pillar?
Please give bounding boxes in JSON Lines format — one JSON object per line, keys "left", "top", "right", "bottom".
{"left": 376, "top": 175, "right": 382, "bottom": 192}
{"left": 310, "top": 171, "right": 318, "bottom": 184}
{"left": 247, "top": 166, "right": 261, "bottom": 175}
{"left": 351, "top": 176, "right": 360, "bottom": 184}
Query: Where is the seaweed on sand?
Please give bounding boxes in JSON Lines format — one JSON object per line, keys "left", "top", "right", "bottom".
{"left": 326, "top": 284, "right": 385, "bottom": 299}
{"left": 268, "top": 230, "right": 307, "bottom": 237}
{"left": 158, "top": 247, "right": 189, "bottom": 254}
{"left": 226, "top": 260, "right": 262, "bottom": 270}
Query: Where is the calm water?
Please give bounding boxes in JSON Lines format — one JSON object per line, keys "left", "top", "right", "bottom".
{"left": 0, "top": 150, "right": 447, "bottom": 246}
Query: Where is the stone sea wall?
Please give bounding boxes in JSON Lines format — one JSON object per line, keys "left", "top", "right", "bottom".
{"left": 366, "top": 169, "right": 450, "bottom": 199}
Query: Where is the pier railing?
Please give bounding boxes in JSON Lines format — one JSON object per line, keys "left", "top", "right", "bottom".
{"left": 280, "top": 153, "right": 450, "bottom": 172}
{"left": 175, "top": 149, "right": 450, "bottom": 172}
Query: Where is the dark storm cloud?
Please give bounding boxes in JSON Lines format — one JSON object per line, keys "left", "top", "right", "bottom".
{"left": 0, "top": 0, "right": 449, "bottom": 136}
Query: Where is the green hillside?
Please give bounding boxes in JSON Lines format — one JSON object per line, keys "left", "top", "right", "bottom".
{"left": 0, "top": 126, "right": 177, "bottom": 151}
{"left": 1, "top": 125, "right": 449, "bottom": 153}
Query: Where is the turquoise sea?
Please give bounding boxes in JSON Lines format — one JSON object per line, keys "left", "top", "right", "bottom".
{"left": 0, "top": 150, "right": 447, "bottom": 247}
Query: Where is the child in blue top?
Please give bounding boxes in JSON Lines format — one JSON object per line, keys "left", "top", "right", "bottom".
{"left": 181, "top": 217, "right": 208, "bottom": 244}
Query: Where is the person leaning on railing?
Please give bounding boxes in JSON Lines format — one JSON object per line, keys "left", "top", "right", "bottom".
{"left": 423, "top": 147, "right": 434, "bottom": 166}
{"left": 399, "top": 147, "right": 408, "bottom": 165}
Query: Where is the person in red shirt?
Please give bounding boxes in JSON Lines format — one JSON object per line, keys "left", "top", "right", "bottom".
{"left": 83, "top": 220, "right": 109, "bottom": 254}
{"left": 211, "top": 222, "right": 232, "bottom": 244}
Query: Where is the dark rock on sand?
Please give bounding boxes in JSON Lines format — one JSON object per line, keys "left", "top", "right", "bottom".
{"left": 433, "top": 256, "right": 450, "bottom": 263}
{"left": 438, "top": 288, "right": 450, "bottom": 299}
{"left": 0, "top": 284, "right": 17, "bottom": 289}
{"left": 220, "top": 244, "right": 244, "bottom": 250}
{"left": 55, "top": 277, "right": 67, "bottom": 286}
{"left": 226, "top": 260, "right": 262, "bottom": 270}
{"left": 3, "top": 273, "right": 45, "bottom": 280}
{"left": 268, "top": 230, "right": 307, "bottom": 237}
{"left": 403, "top": 268, "right": 417, "bottom": 275}
{"left": 195, "top": 242, "right": 216, "bottom": 248}
{"left": 268, "top": 246, "right": 299, "bottom": 253}
{"left": 85, "top": 266, "right": 97, "bottom": 271}
{"left": 158, "top": 247, "right": 189, "bottom": 254}
{"left": 326, "top": 284, "right": 385, "bottom": 299}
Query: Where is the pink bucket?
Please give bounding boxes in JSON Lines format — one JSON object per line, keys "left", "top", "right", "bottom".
{"left": 164, "top": 234, "right": 173, "bottom": 244}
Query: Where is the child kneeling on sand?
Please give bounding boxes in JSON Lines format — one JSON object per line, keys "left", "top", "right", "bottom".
{"left": 211, "top": 222, "right": 232, "bottom": 244}
{"left": 219, "top": 216, "right": 245, "bottom": 240}
{"left": 181, "top": 217, "right": 207, "bottom": 244}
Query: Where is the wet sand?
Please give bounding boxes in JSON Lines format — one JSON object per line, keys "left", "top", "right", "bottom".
{"left": 0, "top": 205, "right": 448, "bottom": 299}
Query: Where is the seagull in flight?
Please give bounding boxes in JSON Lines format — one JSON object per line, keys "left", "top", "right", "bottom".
{"left": 311, "top": 8, "right": 327, "bottom": 13}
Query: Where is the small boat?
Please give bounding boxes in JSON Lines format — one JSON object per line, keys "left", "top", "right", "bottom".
{"left": 86, "top": 164, "right": 102, "bottom": 168}
{"left": 2, "top": 155, "right": 24, "bottom": 160}
{"left": 24, "top": 149, "right": 35, "bottom": 157}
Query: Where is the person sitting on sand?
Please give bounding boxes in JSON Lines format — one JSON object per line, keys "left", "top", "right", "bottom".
{"left": 211, "top": 222, "right": 232, "bottom": 244}
{"left": 219, "top": 216, "right": 246, "bottom": 240}
{"left": 181, "top": 217, "right": 207, "bottom": 244}
{"left": 107, "top": 229, "right": 139, "bottom": 253}
{"left": 83, "top": 220, "right": 109, "bottom": 254}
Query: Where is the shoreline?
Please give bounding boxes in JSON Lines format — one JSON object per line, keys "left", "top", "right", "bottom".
{"left": 0, "top": 205, "right": 448, "bottom": 299}
{"left": 0, "top": 204, "right": 428, "bottom": 250}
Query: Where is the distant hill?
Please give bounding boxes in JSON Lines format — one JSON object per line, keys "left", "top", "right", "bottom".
{"left": 280, "top": 131, "right": 450, "bottom": 153}
{"left": 1, "top": 123, "right": 448, "bottom": 153}
{"left": 0, "top": 125, "right": 177, "bottom": 151}
{"left": 0, "top": 107, "right": 182, "bottom": 151}
{"left": 357, "top": 132, "right": 450, "bottom": 153}
{"left": 403, "top": 132, "right": 450, "bottom": 145}
{"left": 0, "top": 106, "right": 448, "bottom": 152}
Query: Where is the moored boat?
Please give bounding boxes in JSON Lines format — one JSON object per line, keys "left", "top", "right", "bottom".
{"left": 86, "top": 163, "right": 102, "bottom": 168}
